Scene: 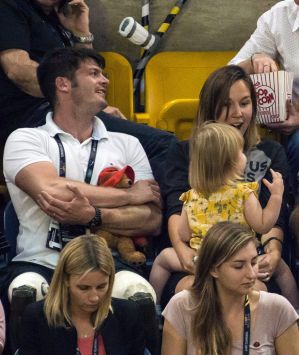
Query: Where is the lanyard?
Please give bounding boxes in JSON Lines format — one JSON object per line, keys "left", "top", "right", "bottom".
{"left": 76, "top": 333, "right": 99, "bottom": 355}
{"left": 243, "top": 294, "right": 251, "bottom": 355}
{"left": 54, "top": 134, "right": 98, "bottom": 183}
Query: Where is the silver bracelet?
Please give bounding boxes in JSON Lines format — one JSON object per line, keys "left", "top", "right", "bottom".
{"left": 73, "top": 33, "right": 94, "bottom": 44}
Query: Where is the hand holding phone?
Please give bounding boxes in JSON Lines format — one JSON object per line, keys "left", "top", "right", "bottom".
{"left": 58, "top": 0, "right": 72, "bottom": 16}
{"left": 56, "top": 0, "right": 91, "bottom": 38}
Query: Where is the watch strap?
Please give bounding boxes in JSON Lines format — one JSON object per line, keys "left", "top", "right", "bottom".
{"left": 88, "top": 207, "right": 102, "bottom": 228}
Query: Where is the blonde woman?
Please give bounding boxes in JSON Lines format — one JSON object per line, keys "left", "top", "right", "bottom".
{"left": 19, "top": 235, "right": 146, "bottom": 355}
{"left": 162, "top": 222, "right": 299, "bottom": 355}
{"left": 150, "top": 122, "right": 284, "bottom": 303}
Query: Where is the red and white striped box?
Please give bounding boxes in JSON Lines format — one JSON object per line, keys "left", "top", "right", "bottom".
{"left": 250, "top": 71, "right": 294, "bottom": 124}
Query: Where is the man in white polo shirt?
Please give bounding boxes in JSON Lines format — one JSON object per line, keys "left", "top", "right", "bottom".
{"left": 2, "top": 48, "right": 161, "bottom": 332}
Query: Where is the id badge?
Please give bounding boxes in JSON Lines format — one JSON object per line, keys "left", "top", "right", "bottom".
{"left": 46, "top": 218, "right": 62, "bottom": 251}
{"left": 46, "top": 218, "right": 86, "bottom": 251}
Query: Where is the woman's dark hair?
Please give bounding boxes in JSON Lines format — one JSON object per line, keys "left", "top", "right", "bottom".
{"left": 195, "top": 65, "right": 259, "bottom": 152}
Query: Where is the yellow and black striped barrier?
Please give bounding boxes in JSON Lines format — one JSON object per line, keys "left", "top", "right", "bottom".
{"left": 133, "top": 0, "right": 188, "bottom": 96}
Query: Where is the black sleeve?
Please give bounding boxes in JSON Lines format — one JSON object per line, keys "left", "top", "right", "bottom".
{"left": 112, "top": 299, "right": 146, "bottom": 355}
{"left": 162, "top": 140, "right": 190, "bottom": 220}
{"left": 258, "top": 140, "right": 289, "bottom": 231}
{"left": 99, "top": 111, "right": 178, "bottom": 188}
{"left": 19, "top": 302, "right": 43, "bottom": 355}
{"left": 126, "top": 301, "right": 145, "bottom": 355}
{"left": 0, "top": 0, "right": 31, "bottom": 52}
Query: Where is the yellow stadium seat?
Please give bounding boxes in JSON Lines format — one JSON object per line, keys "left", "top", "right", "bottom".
{"left": 157, "top": 99, "right": 199, "bottom": 141}
{"left": 135, "top": 51, "right": 237, "bottom": 139}
{"left": 99, "top": 52, "right": 134, "bottom": 120}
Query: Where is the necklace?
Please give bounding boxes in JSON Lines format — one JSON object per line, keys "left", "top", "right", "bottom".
{"left": 79, "top": 327, "right": 95, "bottom": 339}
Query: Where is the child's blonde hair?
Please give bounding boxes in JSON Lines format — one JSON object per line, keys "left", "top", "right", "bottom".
{"left": 189, "top": 122, "right": 244, "bottom": 195}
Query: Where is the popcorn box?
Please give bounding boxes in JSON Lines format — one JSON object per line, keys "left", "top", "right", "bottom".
{"left": 250, "top": 71, "right": 294, "bottom": 124}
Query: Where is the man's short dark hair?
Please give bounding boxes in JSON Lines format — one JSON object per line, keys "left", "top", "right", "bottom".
{"left": 37, "top": 47, "right": 105, "bottom": 108}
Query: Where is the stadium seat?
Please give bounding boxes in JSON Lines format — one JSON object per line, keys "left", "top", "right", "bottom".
{"left": 135, "top": 51, "right": 237, "bottom": 139}
{"left": 100, "top": 52, "right": 134, "bottom": 120}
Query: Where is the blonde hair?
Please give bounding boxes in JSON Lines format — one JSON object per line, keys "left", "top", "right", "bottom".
{"left": 189, "top": 122, "right": 244, "bottom": 195}
{"left": 195, "top": 65, "right": 260, "bottom": 152}
{"left": 191, "top": 221, "right": 256, "bottom": 355}
{"left": 44, "top": 235, "right": 115, "bottom": 329}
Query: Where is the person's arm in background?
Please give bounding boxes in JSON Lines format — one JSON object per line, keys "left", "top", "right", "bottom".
{"left": 256, "top": 142, "right": 289, "bottom": 280}
{"left": 228, "top": 6, "right": 278, "bottom": 74}
{"left": 0, "top": 0, "right": 91, "bottom": 98}
{"left": 228, "top": 4, "right": 299, "bottom": 134}
{"left": 0, "top": 0, "right": 43, "bottom": 97}
{"left": 56, "top": 0, "right": 91, "bottom": 47}
{"left": 0, "top": 1, "right": 130, "bottom": 120}
{"left": 0, "top": 301, "right": 5, "bottom": 354}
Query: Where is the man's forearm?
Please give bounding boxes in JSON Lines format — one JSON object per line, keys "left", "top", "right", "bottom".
{"left": 101, "top": 203, "right": 162, "bottom": 236}
{"left": 261, "top": 226, "right": 284, "bottom": 251}
{"left": 16, "top": 163, "right": 131, "bottom": 208}
{"left": 44, "top": 178, "right": 159, "bottom": 208}
{"left": 261, "top": 226, "right": 283, "bottom": 268}
{"left": 0, "top": 49, "right": 43, "bottom": 97}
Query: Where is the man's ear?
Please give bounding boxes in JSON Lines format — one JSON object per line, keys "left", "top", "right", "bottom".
{"left": 55, "top": 76, "right": 71, "bottom": 93}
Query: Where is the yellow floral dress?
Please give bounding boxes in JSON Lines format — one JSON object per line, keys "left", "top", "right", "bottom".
{"left": 180, "top": 182, "right": 258, "bottom": 250}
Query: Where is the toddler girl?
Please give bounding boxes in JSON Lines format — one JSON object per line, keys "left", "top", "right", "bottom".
{"left": 150, "top": 122, "right": 298, "bottom": 308}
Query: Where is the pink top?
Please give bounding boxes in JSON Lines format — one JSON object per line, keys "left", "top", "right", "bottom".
{"left": 163, "top": 290, "right": 298, "bottom": 355}
{"left": 77, "top": 335, "right": 106, "bottom": 355}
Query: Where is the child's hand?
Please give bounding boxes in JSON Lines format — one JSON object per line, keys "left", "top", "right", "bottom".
{"left": 262, "top": 169, "right": 284, "bottom": 198}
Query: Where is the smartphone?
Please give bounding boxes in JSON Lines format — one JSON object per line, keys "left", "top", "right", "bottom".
{"left": 58, "top": 0, "right": 72, "bottom": 16}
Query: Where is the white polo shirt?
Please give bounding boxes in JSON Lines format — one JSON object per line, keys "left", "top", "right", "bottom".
{"left": 3, "top": 113, "right": 153, "bottom": 268}
{"left": 229, "top": 0, "right": 299, "bottom": 98}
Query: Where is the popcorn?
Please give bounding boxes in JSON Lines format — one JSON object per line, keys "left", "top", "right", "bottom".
{"left": 250, "top": 71, "right": 294, "bottom": 124}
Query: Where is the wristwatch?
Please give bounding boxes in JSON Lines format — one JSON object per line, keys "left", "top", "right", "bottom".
{"left": 73, "top": 33, "right": 94, "bottom": 44}
{"left": 88, "top": 207, "right": 102, "bottom": 228}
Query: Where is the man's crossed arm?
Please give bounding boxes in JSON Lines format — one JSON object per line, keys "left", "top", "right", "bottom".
{"left": 16, "top": 161, "right": 162, "bottom": 236}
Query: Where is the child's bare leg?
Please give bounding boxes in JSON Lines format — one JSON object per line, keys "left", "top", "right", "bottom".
{"left": 274, "top": 259, "right": 299, "bottom": 309}
{"left": 175, "top": 275, "right": 195, "bottom": 293}
{"left": 149, "top": 247, "right": 184, "bottom": 303}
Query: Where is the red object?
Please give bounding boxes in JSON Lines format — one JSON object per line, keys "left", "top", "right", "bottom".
{"left": 133, "top": 236, "right": 148, "bottom": 247}
{"left": 98, "top": 166, "right": 135, "bottom": 187}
